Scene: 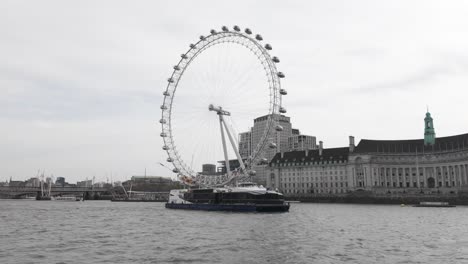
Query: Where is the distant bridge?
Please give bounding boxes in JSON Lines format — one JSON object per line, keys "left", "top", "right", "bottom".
{"left": 0, "top": 186, "right": 110, "bottom": 199}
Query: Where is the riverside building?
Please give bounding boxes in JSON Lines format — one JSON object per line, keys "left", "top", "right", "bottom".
{"left": 268, "top": 111, "right": 468, "bottom": 196}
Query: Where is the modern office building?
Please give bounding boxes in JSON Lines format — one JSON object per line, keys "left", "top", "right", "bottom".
{"left": 249, "top": 114, "right": 292, "bottom": 156}
{"left": 238, "top": 131, "right": 252, "bottom": 160}
{"left": 131, "top": 176, "right": 173, "bottom": 184}
{"left": 201, "top": 164, "right": 216, "bottom": 175}
{"left": 240, "top": 114, "right": 294, "bottom": 185}
{"left": 288, "top": 135, "right": 317, "bottom": 151}
{"left": 55, "top": 177, "right": 66, "bottom": 187}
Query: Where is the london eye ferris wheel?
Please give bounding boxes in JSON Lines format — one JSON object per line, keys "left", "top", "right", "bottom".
{"left": 160, "top": 26, "right": 287, "bottom": 187}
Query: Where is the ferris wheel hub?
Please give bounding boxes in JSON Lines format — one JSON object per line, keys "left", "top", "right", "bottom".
{"left": 208, "top": 104, "right": 231, "bottom": 116}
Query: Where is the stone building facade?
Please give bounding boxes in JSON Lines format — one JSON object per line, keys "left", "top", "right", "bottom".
{"left": 268, "top": 112, "right": 468, "bottom": 196}
{"left": 349, "top": 133, "right": 468, "bottom": 193}
{"left": 268, "top": 146, "right": 351, "bottom": 195}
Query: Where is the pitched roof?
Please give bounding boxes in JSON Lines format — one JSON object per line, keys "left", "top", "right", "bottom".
{"left": 355, "top": 133, "right": 468, "bottom": 154}
{"left": 270, "top": 147, "right": 349, "bottom": 165}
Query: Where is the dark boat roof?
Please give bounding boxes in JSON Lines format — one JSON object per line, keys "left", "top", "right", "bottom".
{"left": 191, "top": 189, "right": 214, "bottom": 193}
{"left": 355, "top": 133, "right": 468, "bottom": 154}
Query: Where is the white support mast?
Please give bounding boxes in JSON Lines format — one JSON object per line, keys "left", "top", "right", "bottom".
{"left": 209, "top": 104, "right": 248, "bottom": 179}
{"left": 219, "top": 115, "right": 231, "bottom": 176}
{"left": 222, "top": 120, "right": 246, "bottom": 172}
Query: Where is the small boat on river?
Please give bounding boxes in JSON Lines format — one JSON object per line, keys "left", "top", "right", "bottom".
{"left": 51, "top": 196, "right": 83, "bottom": 201}
{"left": 413, "top": 202, "right": 456, "bottom": 208}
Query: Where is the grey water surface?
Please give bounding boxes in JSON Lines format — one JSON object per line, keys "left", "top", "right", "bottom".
{"left": 1, "top": 200, "right": 467, "bottom": 264}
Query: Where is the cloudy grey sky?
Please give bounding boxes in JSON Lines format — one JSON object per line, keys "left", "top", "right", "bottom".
{"left": 2, "top": 0, "right": 468, "bottom": 183}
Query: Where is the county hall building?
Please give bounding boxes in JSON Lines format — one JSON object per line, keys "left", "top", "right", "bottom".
{"left": 268, "top": 111, "right": 468, "bottom": 196}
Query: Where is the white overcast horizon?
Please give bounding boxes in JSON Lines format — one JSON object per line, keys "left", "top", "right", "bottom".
{"left": 2, "top": 0, "right": 468, "bottom": 183}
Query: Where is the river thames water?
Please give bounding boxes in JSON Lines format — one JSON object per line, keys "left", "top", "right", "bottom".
{"left": 1, "top": 200, "right": 467, "bottom": 264}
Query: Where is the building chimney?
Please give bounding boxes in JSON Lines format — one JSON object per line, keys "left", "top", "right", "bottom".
{"left": 319, "top": 141, "right": 323, "bottom": 156}
{"left": 349, "top": 136, "right": 355, "bottom": 153}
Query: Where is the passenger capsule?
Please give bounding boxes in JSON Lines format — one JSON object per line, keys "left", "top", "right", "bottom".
{"left": 259, "top": 158, "right": 268, "bottom": 164}
{"left": 245, "top": 28, "right": 252, "bottom": 34}
{"left": 279, "top": 107, "right": 287, "bottom": 114}
{"left": 173, "top": 65, "right": 180, "bottom": 71}
{"left": 277, "top": 72, "right": 285, "bottom": 78}
{"left": 255, "top": 34, "right": 263, "bottom": 41}
{"left": 275, "top": 125, "right": 284, "bottom": 131}
{"left": 269, "top": 142, "right": 277, "bottom": 149}
{"left": 199, "top": 35, "right": 205, "bottom": 40}
{"left": 181, "top": 54, "right": 188, "bottom": 59}
{"left": 248, "top": 170, "right": 256, "bottom": 176}
{"left": 189, "top": 44, "right": 196, "bottom": 49}
{"left": 272, "top": 56, "right": 280, "bottom": 63}
{"left": 280, "top": 89, "right": 287, "bottom": 95}
{"left": 163, "top": 91, "right": 170, "bottom": 96}
{"left": 162, "top": 146, "right": 169, "bottom": 150}
{"left": 265, "top": 44, "right": 272, "bottom": 50}
{"left": 210, "top": 29, "right": 217, "bottom": 34}
{"left": 160, "top": 105, "right": 167, "bottom": 110}
{"left": 172, "top": 168, "right": 179, "bottom": 173}
{"left": 167, "top": 78, "right": 174, "bottom": 83}
{"left": 233, "top": 25, "right": 240, "bottom": 31}
{"left": 167, "top": 157, "right": 173, "bottom": 162}
{"left": 160, "top": 132, "right": 167, "bottom": 137}
{"left": 222, "top": 26, "right": 229, "bottom": 32}
{"left": 159, "top": 119, "right": 166, "bottom": 124}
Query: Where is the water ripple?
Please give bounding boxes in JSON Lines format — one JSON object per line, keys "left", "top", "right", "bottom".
{"left": 1, "top": 201, "right": 467, "bottom": 263}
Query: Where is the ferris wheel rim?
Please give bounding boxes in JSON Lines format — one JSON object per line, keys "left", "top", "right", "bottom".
{"left": 160, "top": 26, "right": 285, "bottom": 184}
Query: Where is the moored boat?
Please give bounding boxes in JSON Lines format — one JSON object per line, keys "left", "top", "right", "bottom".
{"left": 165, "top": 182, "right": 289, "bottom": 212}
{"left": 413, "top": 202, "right": 456, "bottom": 208}
{"left": 51, "top": 195, "right": 83, "bottom": 201}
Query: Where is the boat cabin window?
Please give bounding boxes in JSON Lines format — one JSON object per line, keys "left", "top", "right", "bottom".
{"left": 238, "top": 182, "right": 256, "bottom": 187}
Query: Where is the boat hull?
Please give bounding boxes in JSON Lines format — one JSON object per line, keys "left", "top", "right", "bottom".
{"left": 111, "top": 199, "right": 166, "bottom": 202}
{"left": 413, "top": 204, "right": 456, "bottom": 208}
{"left": 165, "top": 203, "right": 289, "bottom": 212}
